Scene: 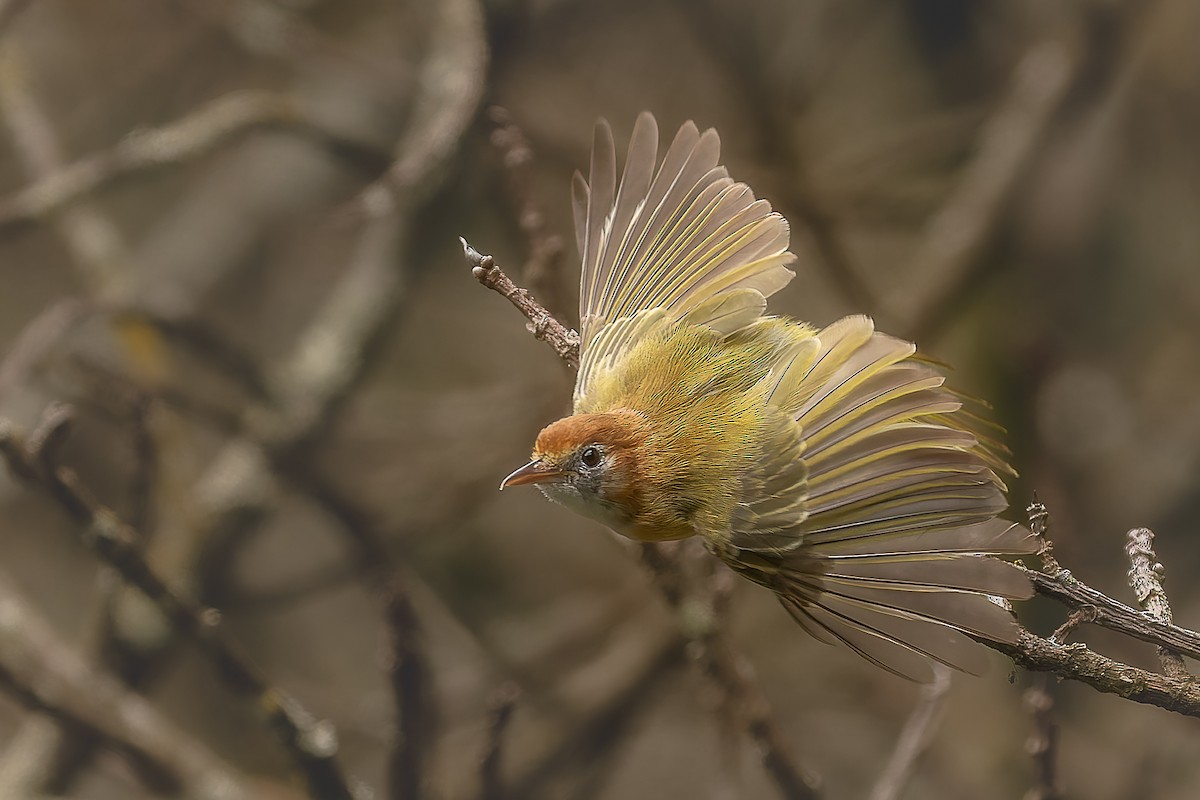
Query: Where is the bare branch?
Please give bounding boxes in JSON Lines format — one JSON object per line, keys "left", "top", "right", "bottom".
{"left": 1022, "top": 566, "right": 1200, "bottom": 663}
{"left": 461, "top": 240, "right": 581, "bottom": 370}
{"left": 992, "top": 630, "right": 1200, "bottom": 718}
{"left": 1126, "top": 527, "right": 1191, "bottom": 679}
{"left": 356, "top": 0, "right": 486, "bottom": 216}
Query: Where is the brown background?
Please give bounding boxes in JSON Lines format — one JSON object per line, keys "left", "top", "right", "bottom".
{"left": 1, "top": 0, "right": 1199, "bottom": 798}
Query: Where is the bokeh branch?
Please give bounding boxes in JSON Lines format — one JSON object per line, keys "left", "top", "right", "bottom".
{"left": 0, "top": 89, "right": 386, "bottom": 234}
{"left": 905, "top": 39, "right": 1077, "bottom": 340}
{"left": 0, "top": 575, "right": 254, "bottom": 800}
{"left": 0, "top": 406, "right": 361, "bottom": 800}
{"left": 869, "top": 665, "right": 952, "bottom": 800}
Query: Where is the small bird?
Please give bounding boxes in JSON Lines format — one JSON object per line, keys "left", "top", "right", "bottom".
{"left": 501, "top": 113, "right": 1035, "bottom": 681}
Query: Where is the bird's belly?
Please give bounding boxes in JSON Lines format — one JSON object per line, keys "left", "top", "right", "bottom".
{"left": 621, "top": 519, "right": 696, "bottom": 542}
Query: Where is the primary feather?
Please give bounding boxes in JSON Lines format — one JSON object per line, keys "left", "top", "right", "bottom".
{"left": 535, "top": 112, "right": 1034, "bottom": 682}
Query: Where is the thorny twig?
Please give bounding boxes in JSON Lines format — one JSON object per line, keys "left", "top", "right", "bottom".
{"left": 0, "top": 406, "right": 361, "bottom": 800}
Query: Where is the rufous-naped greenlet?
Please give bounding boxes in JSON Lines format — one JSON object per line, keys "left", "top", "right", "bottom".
{"left": 501, "top": 112, "right": 1035, "bottom": 681}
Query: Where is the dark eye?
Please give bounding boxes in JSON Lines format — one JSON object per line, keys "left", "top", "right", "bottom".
{"left": 580, "top": 446, "right": 602, "bottom": 468}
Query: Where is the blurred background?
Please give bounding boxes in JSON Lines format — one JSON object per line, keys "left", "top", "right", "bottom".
{"left": 0, "top": 0, "right": 1198, "bottom": 798}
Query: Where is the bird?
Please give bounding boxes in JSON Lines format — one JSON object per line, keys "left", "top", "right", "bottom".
{"left": 500, "top": 112, "right": 1035, "bottom": 682}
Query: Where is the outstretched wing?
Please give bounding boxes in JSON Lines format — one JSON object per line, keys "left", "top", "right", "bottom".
{"left": 573, "top": 112, "right": 796, "bottom": 407}
{"left": 718, "top": 315, "right": 1036, "bottom": 682}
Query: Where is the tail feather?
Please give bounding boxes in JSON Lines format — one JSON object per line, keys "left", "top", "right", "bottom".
{"left": 715, "top": 315, "right": 1037, "bottom": 681}
{"left": 782, "top": 593, "right": 993, "bottom": 681}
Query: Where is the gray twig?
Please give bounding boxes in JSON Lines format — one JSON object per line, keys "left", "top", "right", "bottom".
{"left": 1126, "top": 527, "right": 1191, "bottom": 679}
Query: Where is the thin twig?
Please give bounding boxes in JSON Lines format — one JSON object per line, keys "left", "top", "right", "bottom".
{"left": 1021, "top": 566, "right": 1200, "bottom": 663}
{"left": 1048, "top": 608, "right": 1098, "bottom": 646}
{"left": 479, "top": 683, "right": 520, "bottom": 800}
{"left": 1126, "top": 527, "right": 1191, "bottom": 679}
{"left": 1027, "top": 495, "right": 1062, "bottom": 576}
{"left": 461, "top": 240, "right": 581, "bottom": 370}
{"left": 869, "top": 665, "right": 953, "bottom": 800}
{"left": 0, "top": 407, "right": 361, "bottom": 800}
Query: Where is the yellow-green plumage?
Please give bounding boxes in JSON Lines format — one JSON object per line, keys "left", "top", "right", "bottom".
{"left": 517, "top": 112, "right": 1036, "bottom": 682}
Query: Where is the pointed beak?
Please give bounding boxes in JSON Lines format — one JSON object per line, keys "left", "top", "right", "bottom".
{"left": 500, "top": 459, "right": 568, "bottom": 490}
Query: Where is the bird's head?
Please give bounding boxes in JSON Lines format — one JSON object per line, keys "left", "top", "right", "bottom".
{"left": 501, "top": 410, "right": 648, "bottom": 528}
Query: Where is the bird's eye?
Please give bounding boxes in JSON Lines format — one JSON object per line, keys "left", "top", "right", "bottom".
{"left": 580, "top": 445, "right": 602, "bottom": 468}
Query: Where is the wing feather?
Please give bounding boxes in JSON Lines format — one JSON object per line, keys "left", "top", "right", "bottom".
{"left": 573, "top": 113, "right": 795, "bottom": 408}
{"left": 712, "top": 316, "right": 1035, "bottom": 680}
